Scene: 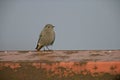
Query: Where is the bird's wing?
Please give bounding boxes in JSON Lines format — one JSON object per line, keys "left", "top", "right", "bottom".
{"left": 36, "top": 32, "right": 42, "bottom": 49}
{"left": 37, "top": 29, "right": 44, "bottom": 44}
{"left": 37, "top": 33, "right": 42, "bottom": 43}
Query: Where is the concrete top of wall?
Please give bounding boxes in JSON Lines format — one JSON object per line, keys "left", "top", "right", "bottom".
{"left": 0, "top": 50, "right": 120, "bottom": 62}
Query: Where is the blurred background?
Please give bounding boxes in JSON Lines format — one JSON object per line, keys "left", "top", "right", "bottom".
{"left": 0, "top": 0, "right": 120, "bottom": 50}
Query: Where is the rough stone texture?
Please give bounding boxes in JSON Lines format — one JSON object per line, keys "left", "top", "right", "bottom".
{"left": 0, "top": 50, "right": 120, "bottom": 62}
{"left": 0, "top": 50, "right": 120, "bottom": 80}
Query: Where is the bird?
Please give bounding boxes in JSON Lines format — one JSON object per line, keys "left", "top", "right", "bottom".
{"left": 36, "top": 24, "right": 55, "bottom": 51}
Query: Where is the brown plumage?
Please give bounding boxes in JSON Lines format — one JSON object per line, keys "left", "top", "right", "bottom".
{"left": 36, "top": 24, "right": 55, "bottom": 51}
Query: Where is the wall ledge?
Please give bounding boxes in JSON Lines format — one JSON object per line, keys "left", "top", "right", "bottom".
{"left": 0, "top": 50, "right": 120, "bottom": 80}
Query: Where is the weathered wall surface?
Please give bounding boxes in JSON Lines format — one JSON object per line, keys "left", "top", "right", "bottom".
{"left": 0, "top": 50, "right": 120, "bottom": 80}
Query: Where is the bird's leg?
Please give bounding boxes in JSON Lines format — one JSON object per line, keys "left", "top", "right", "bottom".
{"left": 46, "top": 46, "right": 53, "bottom": 51}
{"left": 43, "top": 47, "right": 46, "bottom": 51}
{"left": 46, "top": 46, "right": 50, "bottom": 50}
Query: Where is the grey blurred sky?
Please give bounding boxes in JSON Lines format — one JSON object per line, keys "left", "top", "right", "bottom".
{"left": 0, "top": 0, "right": 120, "bottom": 50}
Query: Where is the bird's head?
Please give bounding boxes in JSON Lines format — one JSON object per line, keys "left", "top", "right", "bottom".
{"left": 44, "top": 24, "right": 55, "bottom": 29}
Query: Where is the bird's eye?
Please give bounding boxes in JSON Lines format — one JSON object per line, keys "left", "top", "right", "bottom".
{"left": 48, "top": 26, "right": 50, "bottom": 28}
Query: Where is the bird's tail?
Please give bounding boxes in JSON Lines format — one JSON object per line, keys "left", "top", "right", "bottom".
{"left": 35, "top": 44, "right": 43, "bottom": 51}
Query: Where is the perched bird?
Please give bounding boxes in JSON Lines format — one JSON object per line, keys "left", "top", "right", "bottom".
{"left": 36, "top": 24, "right": 55, "bottom": 51}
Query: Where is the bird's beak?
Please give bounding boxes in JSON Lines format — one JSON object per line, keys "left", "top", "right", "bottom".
{"left": 53, "top": 26, "right": 55, "bottom": 28}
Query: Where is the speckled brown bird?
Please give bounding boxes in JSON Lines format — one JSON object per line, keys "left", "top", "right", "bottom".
{"left": 36, "top": 24, "right": 55, "bottom": 51}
